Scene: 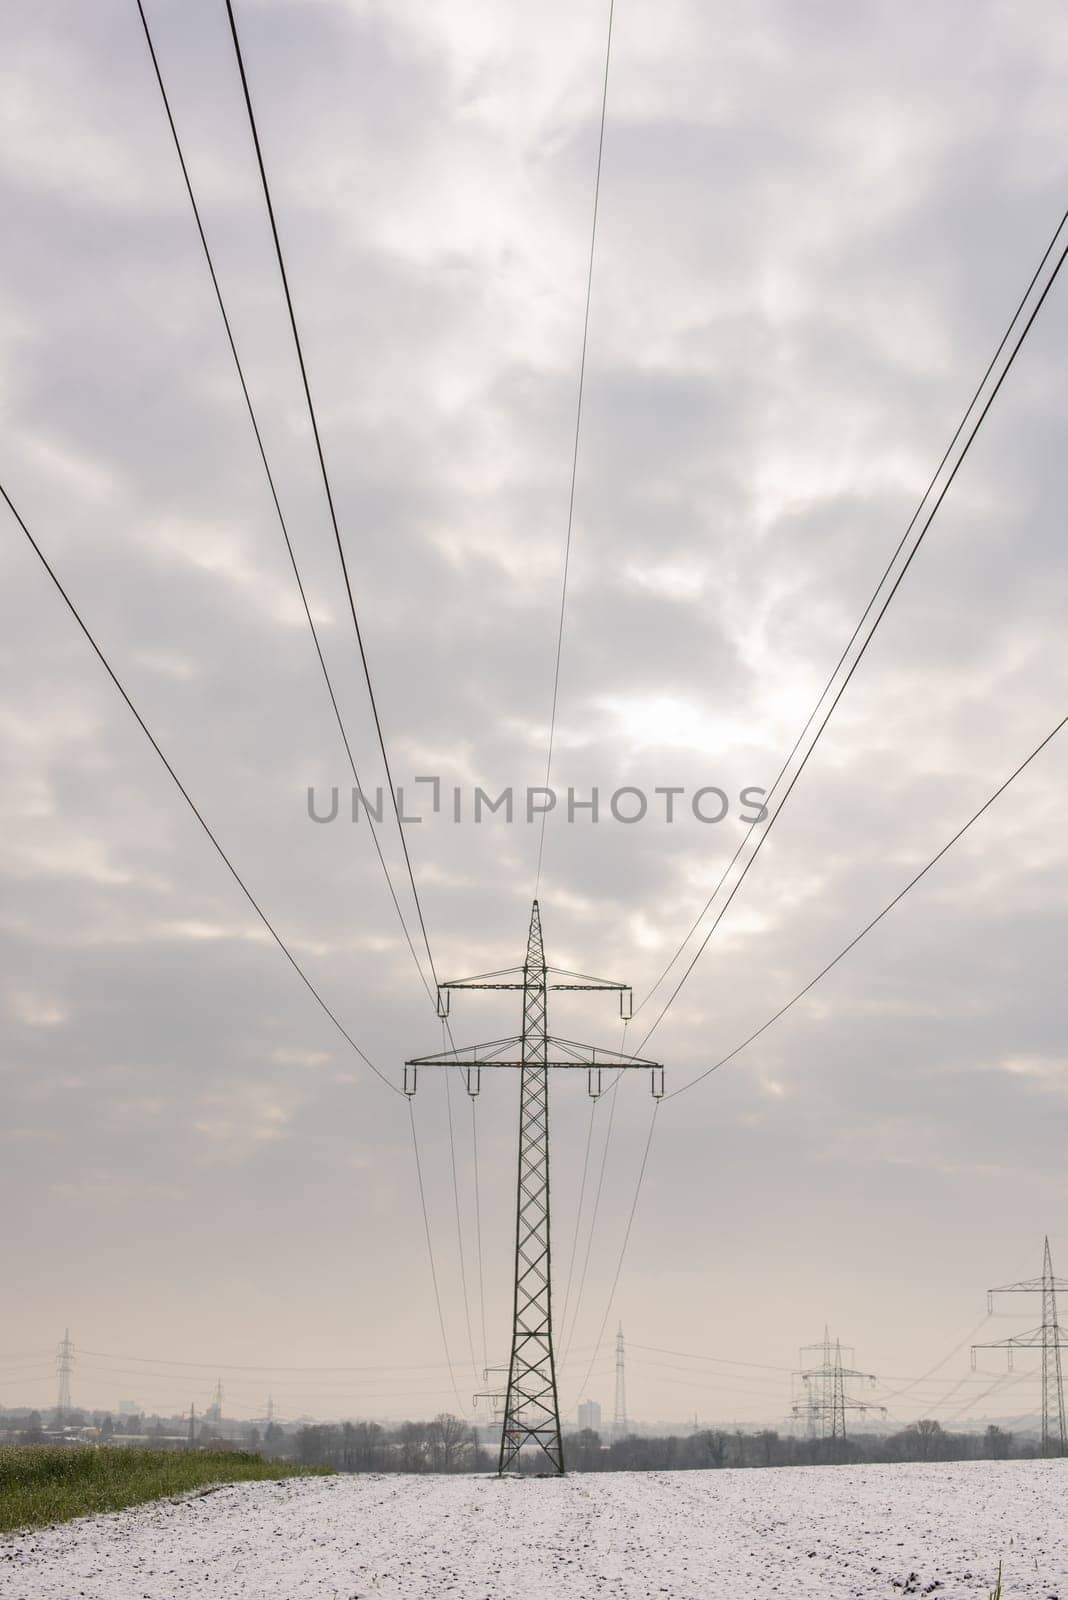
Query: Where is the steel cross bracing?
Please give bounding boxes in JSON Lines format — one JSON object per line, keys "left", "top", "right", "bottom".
{"left": 404, "top": 900, "right": 663, "bottom": 1474}
{"left": 973, "top": 1236, "right": 1068, "bottom": 1455}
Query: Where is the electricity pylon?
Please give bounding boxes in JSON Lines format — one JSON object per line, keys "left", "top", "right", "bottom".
{"left": 405, "top": 899, "right": 663, "bottom": 1475}
{"left": 55, "top": 1328, "right": 74, "bottom": 1422}
{"left": 613, "top": 1323, "right": 628, "bottom": 1439}
{"left": 793, "top": 1328, "right": 883, "bottom": 1439}
{"left": 973, "top": 1236, "right": 1068, "bottom": 1456}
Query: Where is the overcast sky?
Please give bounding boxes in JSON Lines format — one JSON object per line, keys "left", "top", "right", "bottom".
{"left": 2, "top": 0, "right": 1067, "bottom": 1431}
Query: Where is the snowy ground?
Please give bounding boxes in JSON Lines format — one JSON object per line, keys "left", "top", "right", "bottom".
{"left": 2, "top": 1460, "right": 1065, "bottom": 1599}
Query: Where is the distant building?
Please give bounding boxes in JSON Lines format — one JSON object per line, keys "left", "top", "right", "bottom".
{"left": 577, "top": 1399, "right": 602, "bottom": 1432}
{"left": 118, "top": 1401, "right": 140, "bottom": 1416}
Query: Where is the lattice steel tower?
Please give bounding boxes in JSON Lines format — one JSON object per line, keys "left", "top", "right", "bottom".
{"left": 793, "top": 1328, "right": 883, "bottom": 1439}
{"left": 55, "top": 1328, "right": 74, "bottom": 1421}
{"left": 405, "top": 900, "right": 663, "bottom": 1474}
{"left": 614, "top": 1323, "right": 628, "bottom": 1439}
{"left": 973, "top": 1236, "right": 1067, "bottom": 1456}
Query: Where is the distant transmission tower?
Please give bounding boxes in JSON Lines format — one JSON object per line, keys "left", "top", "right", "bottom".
{"left": 405, "top": 900, "right": 663, "bottom": 1475}
{"left": 973, "top": 1236, "right": 1067, "bottom": 1456}
{"left": 207, "top": 1379, "right": 223, "bottom": 1424}
{"left": 55, "top": 1328, "right": 74, "bottom": 1422}
{"left": 473, "top": 1364, "right": 509, "bottom": 1428}
{"left": 613, "top": 1323, "right": 628, "bottom": 1439}
{"left": 830, "top": 1340, "right": 847, "bottom": 1439}
{"left": 793, "top": 1327, "right": 883, "bottom": 1440}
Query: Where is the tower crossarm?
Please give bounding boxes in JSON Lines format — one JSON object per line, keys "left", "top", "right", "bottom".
{"left": 987, "top": 1277, "right": 1068, "bottom": 1296}
{"left": 405, "top": 1035, "right": 663, "bottom": 1097}
{"left": 971, "top": 1326, "right": 1068, "bottom": 1372}
{"left": 436, "top": 966, "right": 633, "bottom": 1017}
{"left": 799, "top": 1366, "right": 876, "bottom": 1385}
{"left": 973, "top": 1328, "right": 1068, "bottom": 1351}
{"left": 793, "top": 1395, "right": 882, "bottom": 1413}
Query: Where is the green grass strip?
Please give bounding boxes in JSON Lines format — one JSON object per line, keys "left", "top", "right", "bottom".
{"left": 0, "top": 1445, "right": 331, "bottom": 1533}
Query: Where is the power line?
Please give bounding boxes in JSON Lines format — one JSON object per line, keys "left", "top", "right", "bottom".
{"left": 558, "top": 211, "right": 1068, "bottom": 1386}
{"left": 134, "top": 0, "right": 434, "bottom": 1005}
{"left": 666, "top": 710, "right": 1068, "bottom": 1099}
{"left": 441, "top": 1036, "right": 479, "bottom": 1380}
{"left": 629, "top": 1343, "right": 796, "bottom": 1375}
{"left": 220, "top": 0, "right": 485, "bottom": 1398}
{"left": 560, "top": 1016, "right": 632, "bottom": 1366}
{"left": 470, "top": 1096, "right": 489, "bottom": 1372}
{"left": 74, "top": 1343, "right": 599, "bottom": 1375}
{"left": 558, "top": 217, "right": 1068, "bottom": 1385}
{"left": 406, "top": 1099, "right": 468, "bottom": 1417}
{"left": 636, "top": 209, "right": 1068, "bottom": 1043}
{"left": 873, "top": 1314, "right": 993, "bottom": 1402}
{"left": 568, "top": 707, "right": 1067, "bottom": 1379}
{"left": 79, "top": 1351, "right": 466, "bottom": 1374}
{"left": 75, "top": 1363, "right": 463, "bottom": 1394}
{"left": 942, "top": 1368, "right": 1032, "bottom": 1425}
{"left": 223, "top": 0, "right": 438, "bottom": 994}
{"left": 535, "top": 0, "right": 615, "bottom": 893}
{"left": 573, "top": 1100, "right": 659, "bottom": 1403}
{"left": 558, "top": 1098, "right": 599, "bottom": 1342}
{"left": 3, "top": 480, "right": 399, "bottom": 1096}
{"left": 561, "top": 1073, "right": 621, "bottom": 1366}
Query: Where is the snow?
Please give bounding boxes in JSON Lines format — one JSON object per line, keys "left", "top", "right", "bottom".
{"left": 2, "top": 1460, "right": 1065, "bottom": 1599}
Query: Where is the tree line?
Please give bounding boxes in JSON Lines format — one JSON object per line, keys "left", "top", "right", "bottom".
{"left": 3, "top": 1407, "right": 1037, "bottom": 1473}
{"left": 292, "top": 1415, "right": 491, "bottom": 1473}
{"left": 287, "top": 1416, "right": 1031, "bottom": 1474}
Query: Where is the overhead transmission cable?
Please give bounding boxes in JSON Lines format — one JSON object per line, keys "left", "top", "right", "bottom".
{"left": 2, "top": 482, "right": 399, "bottom": 1096}
{"left": 134, "top": 0, "right": 435, "bottom": 1005}
{"left": 565, "top": 212, "right": 1068, "bottom": 1366}
{"left": 569, "top": 709, "right": 1068, "bottom": 1390}
{"left": 81, "top": 1349, "right": 473, "bottom": 1374}
{"left": 134, "top": 0, "right": 434, "bottom": 998}
{"left": 534, "top": 0, "right": 615, "bottom": 894}
{"left": 407, "top": 1099, "right": 468, "bottom": 1416}
{"left": 470, "top": 1096, "right": 489, "bottom": 1371}
{"left": 558, "top": 1098, "right": 599, "bottom": 1343}
{"left": 222, "top": 0, "right": 438, "bottom": 995}
{"left": 139, "top": 0, "right": 477, "bottom": 1389}
{"left": 667, "top": 711, "right": 1068, "bottom": 1099}
{"left": 219, "top": 0, "right": 485, "bottom": 1386}
{"left": 442, "top": 1025, "right": 480, "bottom": 1379}
{"left": 636, "top": 208, "right": 1068, "bottom": 1046}
{"left": 572, "top": 1100, "right": 659, "bottom": 1402}
{"left": 575, "top": 203, "right": 1068, "bottom": 1376}
{"left": 559, "top": 982, "right": 633, "bottom": 1369}
{"left": 572, "top": 706, "right": 1068, "bottom": 1382}
{"left": 560, "top": 1072, "right": 622, "bottom": 1367}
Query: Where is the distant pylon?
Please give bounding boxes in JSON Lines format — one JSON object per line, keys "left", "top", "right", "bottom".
{"left": 266, "top": 1395, "right": 274, "bottom": 1425}
{"left": 188, "top": 1403, "right": 196, "bottom": 1449}
{"left": 207, "top": 1379, "right": 223, "bottom": 1424}
{"left": 793, "top": 1328, "right": 883, "bottom": 1440}
{"left": 613, "top": 1324, "right": 627, "bottom": 1439}
{"left": 55, "top": 1328, "right": 74, "bottom": 1421}
{"left": 831, "top": 1340, "right": 847, "bottom": 1439}
{"left": 974, "top": 1236, "right": 1068, "bottom": 1456}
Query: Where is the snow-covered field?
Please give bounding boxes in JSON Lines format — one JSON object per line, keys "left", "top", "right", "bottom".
{"left": 2, "top": 1460, "right": 1065, "bottom": 1599}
